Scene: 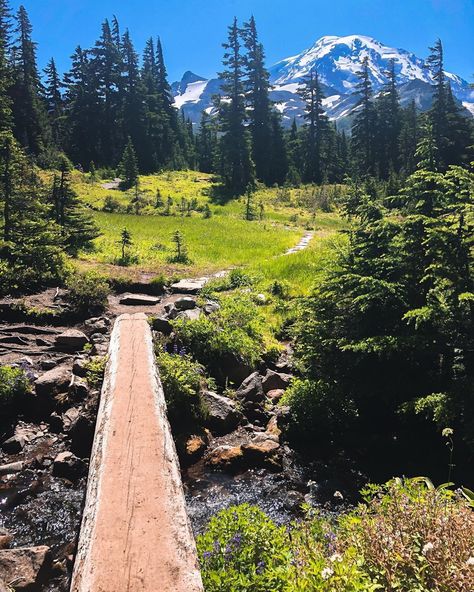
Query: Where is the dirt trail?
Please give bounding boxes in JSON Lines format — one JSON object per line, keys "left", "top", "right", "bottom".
{"left": 71, "top": 313, "right": 203, "bottom": 592}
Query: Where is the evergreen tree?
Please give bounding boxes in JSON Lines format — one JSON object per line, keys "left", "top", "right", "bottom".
{"left": 43, "top": 58, "right": 64, "bottom": 148}
{"left": 426, "top": 39, "right": 448, "bottom": 170}
{"left": 268, "top": 110, "right": 288, "bottom": 185}
{"left": 286, "top": 118, "right": 302, "bottom": 185}
{"left": 0, "top": 0, "right": 12, "bottom": 133}
{"left": 375, "top": 59, "right": 401, "bottom": 178}
{"left": 10, "top": 5, "right": 50, "bottom": 156}
{"left": 242, "top": 16, "right": 273, "bottom": 184}
{"left": 351, "top": 56, "right": 377, "bottom": 176}
{"left": 51, "top": 154, "right": 99, "bottom": 255}
{"left": 118, "top": 136, "right": 139, "bottom": 188}
{"left": 399, "top": 100, "right": 419, "bottom": 175}
{"left": 196, "top": 110, "right": 217, "bottom": 173}
{"left": 217, "top": 18, "right": 255, "bottom": 194}
{"left": 297, "top": 68, "right": 328, "bottom": 183}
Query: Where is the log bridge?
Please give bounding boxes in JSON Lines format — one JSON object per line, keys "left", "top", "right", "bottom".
{"left": 70, "top": 313, "right": 203, "bottom": 592}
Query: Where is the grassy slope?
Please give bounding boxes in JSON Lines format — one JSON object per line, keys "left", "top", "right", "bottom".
{"left": 71, "top": 170, "right": 345, "bottom": 278}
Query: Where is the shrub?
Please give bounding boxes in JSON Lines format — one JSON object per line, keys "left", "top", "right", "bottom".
{"left": 0, "top": 365, "right": 31, "bottom": 418}
{"left": 102, "top": 195, "right": 122, "bottom": 213}
{"left": 84, "top": 356, "right": 107, "bottom": 389}
{"left": 149, "top": 273, "right": 169, "bottom": 295}
{"left": 156, "top": 350, "right": 207, "bottom": 433}
{"left": 282, "top": 379, "right": 357, "bottom": 451}
{"left": 66, "top": 271, "right": 110, "bottom": 316}
{"left": 269, "top": 279, "right": 291, "bottom": 299}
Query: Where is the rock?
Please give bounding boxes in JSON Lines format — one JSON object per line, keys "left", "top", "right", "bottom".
{"left": 72, "top": 357, "right": 88, "bottom": 377}
{"left": 35, "top": 364, "right": 72, "bottom": 397}
{"left": 203, "top": 301, "right": 220, "bottom": 315}
{"left": 70, "top": 414, "right": 95, "bottom": 458}
{"left": 151, "top": 316, "right": 173, "bottom": 335}
{"left": 240, "top": 400, "right": 269, "bottom": 424}
{"left": 251, "top": 432, "right": 280, "bottom": 445}
{"left": 40, "top": 359, "right": 57, "bottom": 370}
{"left": 55, "top": 329, "right": 89, "bottom": 352}
{"left": 174, "top": 296, "right": 197, "bottom": 311}
{"left": 266, "top": 388, "right": 285, "bottom": 402}
{"left": 202, "top": 391, "right": 243, "bottom": 435}
{"left": 84, "top": 317, "right": 109, "bottom": 334}
{"left": 261, "top": 370, "right": 292, "bottom": 393}
{"left": 170, "top": 278, "right": 207, "bottom": 294}
{"left": 206, "top": 445, "right": 243, "bottom": 471}
{"left": 69, "top": 376, "right": 89, "bottom": 399}
{"left": 49, "top": 412, "right": 63, "bottom": 433}
{"left": 0, "top": 546, "right": 52, "bottom": 590}
{"left": 241, "top": 438, "right": 281, "bottom": 470}
{"left": 266, "top": 415, "right": 282, "bottom": 437}
{"left": 90, "top": 332, "right": 106, "bottom": 343}
{"left": 2, "top": 433, "right": 27, "bottom": 454}
{"left": 176, "top": 308, "right": 201, "bottom": 322}
{"left": 0, "top": 528, "right": 12, "bottom": 549}
{"left": 185, "top": 435, "right": 207, "bottom": 461}
{"left": 163, "top": 303, "right": 179, "bottom": 320}
{"left": 53, "top": 451, "right": 86, "bottom": 480}
{"left": 235, "top": 372, "right": 265, "bottom": 402}
{"left": 0, "top": 461, "right": 24, "bottom": 476}
{"left": 255, "top": 293, "right": 267, "bottom": 304}
{"left": 119, "top": 294, "right": 160, "bottom": 306}
{"left": 62, "top": 407, "right": 80, "bottom": 432}
{"left": 36, "top": 337, "right": 53, "bottom": 346}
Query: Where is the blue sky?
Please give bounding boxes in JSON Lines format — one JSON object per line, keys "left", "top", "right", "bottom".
{"left": 10, "top": 0, "right": 474, "bottom": 82}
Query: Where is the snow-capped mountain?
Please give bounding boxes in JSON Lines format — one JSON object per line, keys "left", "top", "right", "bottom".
{"left": 172, "top": 35, "right": 474, "bottom": 128}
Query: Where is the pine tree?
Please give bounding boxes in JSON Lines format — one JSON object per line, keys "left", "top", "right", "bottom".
{"left": 51, "top": 154, "right": 99, "bottom": 255}
{"left": 118, "top": 136, "right": 139, "bottom": 189}
{"left": 297, "top": 67, "right": 328, "bottom": 183}
{"left": 43, "top": 58, "right": 64, "bottom": 148}
{"left": 399, "top": 100, "right": 419, "bottom": 175}
{"left": 426, "top": 39, "right": 448, "bottom": 170}
{"left": 375, "top": 59, "right": 401, "bottom": 178}
{"left": 242, "top": 16, "right": 273, "bottom": 184}
{"left": 0, "top": 0, "right": 12, "bottom": 133}
{"left": 196, "top": 110, "right": 217, "bottom": 173}
{"left": 217, "top": 18, "right": 255, "bottom": 194}
{"left": 10, "top": 5, "right": 50, "bottom": 156}
{"left": 286, "top": 118, "right": 302, "bottom": 185}
{"left": 351, "top": 56, "right": 377, "bottom": 176}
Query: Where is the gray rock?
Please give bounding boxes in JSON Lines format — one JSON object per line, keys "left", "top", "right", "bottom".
{"left": 0, "top": 546, "right": 52, "bottom": 590}
{"left": 53, "top": 451, "right": 86, "bottom": 480}
{"left": 41, "top": 359, "right": 57, "bottom": 370}
{"left": 84, "top": 317, "right": 109, "bottom": 334}
{"left": 164, "top": 302, "right": 179, "bottom": 319}
{"left": 235, "top": 372, "right": 265, "bottom": 402}
{"left": 90, "top": 332, "right": 106, "bottom": 343}
{"left": 176, "top": 308, "right": 201, "bottom": 322}
{"left": 35, "top": 364, "right": 72, "bottom": 397}
{"left": 262, "top": 370, "right": 292, "bottom": 393}
{"left": 55, "top": 329, "right": 89, "bottom": 352}
{"left": 119, "top": 293, "right": 160, "bottom": 306}
{"left": 151, "top": 316, "right": 173, "bottom": 334}
{"left": 0, "top": 461, "right": 24, "bottom": 475}
{"left": 2, "top": 433, "right": 27, "bottom": 454}
{"left": 170, "top": 278, "right": 207, "bottom": 294}
{"left": 69, "top": 376, "right": 89, "bottom": 399}
{"left": 202, "top": 391, "right": 243, "bottom": 435}
{"left": 174, "top": 296, "right": 197, "bottom": 311}
{"left": 62, "top": 407, "right": 80, "bottom": 432}
{"left": 72, "top": 357, "right": 88, "bottom": 377}
{"left": 49, "top": 412, "right": 63, "bottom": 433}
{"left": 203, "top": 301, "right": 220, "bottom": 315}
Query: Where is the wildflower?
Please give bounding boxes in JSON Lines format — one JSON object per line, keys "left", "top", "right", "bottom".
{"left": 333, "top": 490, "right": 344, "bottom": 500}
{"left": 256, "top": 561, "right": 265, "bottom": 575}
{"left": 202, "top": 551, "right": 213, "bottom": 560}
{"left": 321, "top": 566, "right": 334, "bottom": 580}
{"left": 442, "top": 427, "right": 454, "bottom": 437}
{"left": 422, "top": 542, "right": 434, "bottom": 556}
{"left": 466, "top": 557, "right": 474, "bottom": 566}
{"left": 329, "top": 552, "right": 343, "bottom": 563}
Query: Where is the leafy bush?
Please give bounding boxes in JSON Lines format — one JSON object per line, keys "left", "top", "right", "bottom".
{"left": 84, "top": 356, "right": 107, "bottom": 389}
{"left": 66, "top": 271, "right": 110, "bottom": 315}
{"left": 282, "top": 379, "right": 357, "bottom": 451}
{"left": 0, "top": 365, "right": 31, "bottom": 417}
{"left": 156, "top": 350, "right": 207, "bottom": 433}
{"left": 172, "top": 293, "right": 271, "bottom": 381}
{"left": 198, "top": 479, "right": 474, "bottom": 592}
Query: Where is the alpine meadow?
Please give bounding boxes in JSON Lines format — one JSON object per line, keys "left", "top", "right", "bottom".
{"left": 0, "top": 1, "right": 473, "bottom": 591}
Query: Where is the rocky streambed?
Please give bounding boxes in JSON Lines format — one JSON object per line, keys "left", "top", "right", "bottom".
{"left": 0, "top": 284, "right": 359, "bottom": 591}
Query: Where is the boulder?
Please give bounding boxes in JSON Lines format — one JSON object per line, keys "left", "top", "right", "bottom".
{"left": 119, "top": 294, "right": 160, "bottom": 306}
{"left": 62, "top": 407, "right": 80, "bottom": 432}
{"left": 55, "top": 329, "right": 89, "bottom": 352}
{"left": 170, "top": 278, "right": 207, "bottom": 294}
{"left": 176, "top": 308, "right": 201, "bottom": 322}
{"left": 202, "top": 391, "right": 243, "bottom": 435}
{"left": 40, "top": 359, "right": 57, "bottom": 371}
{"left": 53, "top": 451, "right": 86, "bottom": 480}
{"left": 266, "top": 415, "right": 282, "bottom": 437}
{"left": 69, "top": 414, "right": 95, "bottom": 458}
{"left": 35, "top": 364, "right": 71, "bottom": 397}
{"left": 174, "top": 296, "right": 197, "bottom": 311}
{"left": 69, "top": 375, "right": 89, "bottom": 399}
{"left": 203, "top": 301, "right": 220, "bottom": 315}
{"left": 185, "top": 435, "right": 207, "bottom": 461}
{"left": 0, "top": 546, "right": 52, "bottom": 590}
{"left": 241, "top": 438, "right": 282, "bottom": 470}
{"left": 2, "top": 432, "right": 27, "bottom": 454}
{"left": 266, "top": 388, "right": 285, "bottom": 402}
{"left": 163, "top": 303, "right": 179, "bottom": 320}
{"left": 49, "top": 412, "right": 63, "bottom": 433}
{"left": 206, "top": 445, "right": 243, "bottom": 471}
{"left": 235, "top": 372, "right": 265, "bottom": 402}
{"left": 218, "top": 353, "right": 252, "bottom": 386}
{"left": 151, "top": 316, "right": 173, "bottom": 335}
{"left": 261, "top": 370, "right": 292, "bottom": 393}
{"left": 240, "top": 400, "right": 269, "bottom": 424}
{"left": 84, "top": 317, "right": 109, "bottom": 334}
{"left": 0, "top": 461, "right": 24, "bottom": 476}
{"left": 72, "top": 357, "right": 88, "bottom": 378}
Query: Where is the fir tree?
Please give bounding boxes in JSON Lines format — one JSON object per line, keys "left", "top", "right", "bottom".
{"left": 351, "top": 56, "right": 377, "bottom": 176}
{"left": 399, "top": 100, "right": 419, "bottom": 175}
{"left": 0, "top": 0, "right": 12, "bottom": 133}
{"left": 217, "top": 18, "right": 255, "bottom": 194}
{"left": 196, "top": 110, "right": 217, "bottom": 173}
{"left": 375, "top": 59, "right": 401, "bottom": 178}
{"left": 43, "top": 58, "right": 64, "bottom": 148}
{"left": 118, "top": 136, "right": 139, "bottom": 189}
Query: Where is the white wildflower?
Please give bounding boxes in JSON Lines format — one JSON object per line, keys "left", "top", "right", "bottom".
{"left": 467, "top": 556, "right": 474, "bottom": 566}
{"left": 329, "top": 553, "right": 343, "bottom": 563}
{"left": 321, "top": 567, "right": 334, "bottom": 580}
{"left": 333, "top": 490, "right": 344, "bottom": 500}
{"left": 422, "top": 542, "right": 434, "bottom": 556}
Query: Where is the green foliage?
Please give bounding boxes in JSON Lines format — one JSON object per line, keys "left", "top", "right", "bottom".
{"left": 156, "top": 350, "right": 206, "bottom": 432}
{"left": 0, "top": 365, "right": 31, "bottom": 417}
{"left": 198, "top": 479, "right": 474, "bottom": 592}
{"left": 83, "top": 355, "right": 107, "bottom": 389}
{"left": 167, "top": 230, "right": 191, "bottom": 264}
{"left": 66, "top": 270, "right": 110, "bottom": 315}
